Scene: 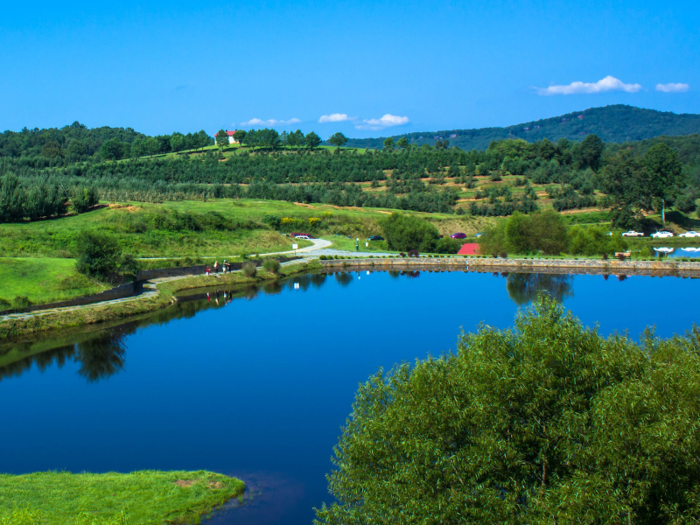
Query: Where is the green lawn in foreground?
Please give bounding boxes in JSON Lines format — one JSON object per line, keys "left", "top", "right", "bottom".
{"left": 0, "top": 258, "right": 103, "bottom": 305}
{"left": 0, "top": 470, "right": 245, "bottom": 525}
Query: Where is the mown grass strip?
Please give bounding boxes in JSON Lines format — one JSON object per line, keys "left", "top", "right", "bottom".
{"left": 0, "top": 470, "right": 244, "bottom": 525}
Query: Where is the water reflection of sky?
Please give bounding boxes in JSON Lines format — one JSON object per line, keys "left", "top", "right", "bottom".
{"left": 2, "top": 270, "right": 700, "bottom": 525}
{"left": 654, "top": 247, "right": 700, "bottom": 258}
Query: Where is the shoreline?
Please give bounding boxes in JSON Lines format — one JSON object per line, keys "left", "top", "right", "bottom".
{"left": 3, "top": 255, "right": 700, "bottom": 342}
{"left": 0, "top": 260, "right": 320, "bottom": 342}
{"left": 321, "top": 256, "right": 700, "bottom": 277}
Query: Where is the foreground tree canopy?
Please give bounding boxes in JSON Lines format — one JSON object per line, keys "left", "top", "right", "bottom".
{"left": 316, "top": 297, "right": 700, "bottom": 524}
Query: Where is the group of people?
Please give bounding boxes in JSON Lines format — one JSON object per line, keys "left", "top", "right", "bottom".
{"left": 205, "top": 260, "right": 233, "bottom": 276}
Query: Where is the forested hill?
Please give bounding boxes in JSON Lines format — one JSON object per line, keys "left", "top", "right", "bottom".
{"left": 341, "top": 105, "right": 700, "bottom": 150}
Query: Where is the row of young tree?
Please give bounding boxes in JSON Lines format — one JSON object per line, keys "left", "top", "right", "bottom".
{"left": 0, "top": 174, "right": 99, "bottom": 222}
{"left": 0, "top": 131, "right": 696, "bottom": 221}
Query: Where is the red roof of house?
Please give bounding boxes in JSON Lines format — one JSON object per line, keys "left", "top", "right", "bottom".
{"left": 226, "top": 130, "right": 237, "bottom": 136}
{"left": 457, "top": 243, "right": 480, "bottom": 255}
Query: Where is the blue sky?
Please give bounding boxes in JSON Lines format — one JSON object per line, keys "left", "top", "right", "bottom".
{"left": 1, "top": 0, "right": 698, "bottom": 138}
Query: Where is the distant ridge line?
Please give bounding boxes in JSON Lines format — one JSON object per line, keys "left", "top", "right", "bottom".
{"left": 338, "top": 105, "right": 700, "bottom": 151}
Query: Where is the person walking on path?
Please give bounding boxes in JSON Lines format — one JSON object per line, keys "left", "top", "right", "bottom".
{"left": 222, "top": 260, "right": 227, "bottom": 274}
{"left": 206, "top": 266, "right": 210, "bottom": 276}
{"left": 214, "top": 260, "right": 219, "bottom": 275}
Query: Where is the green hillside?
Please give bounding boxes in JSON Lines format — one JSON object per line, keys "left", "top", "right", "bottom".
{"left": 342, "top": 105, "right": 700, "bottom": 150}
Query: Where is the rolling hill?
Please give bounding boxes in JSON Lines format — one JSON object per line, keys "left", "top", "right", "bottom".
{"left": 340, "top": 105, "right": 700, "bottom": 150}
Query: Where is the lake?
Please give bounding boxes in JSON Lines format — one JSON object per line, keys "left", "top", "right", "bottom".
{"left": 2, "top": 269, "right": 700, "bottom": 524}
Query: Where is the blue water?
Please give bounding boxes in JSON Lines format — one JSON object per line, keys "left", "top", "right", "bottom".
{"left": 655, "top": 247, "right": 700, "bottom": 258}
{"left": 2, "top": 270, "right": 700, "bottom": 524}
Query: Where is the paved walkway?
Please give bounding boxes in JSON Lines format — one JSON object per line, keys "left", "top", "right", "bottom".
{"left": 137, "top": 238, "right": 334, "bottom": 260}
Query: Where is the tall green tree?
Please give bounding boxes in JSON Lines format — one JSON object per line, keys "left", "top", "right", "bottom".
{"left": 574, "top": 134, "right": 604, "bottom": 170}
{"left": 642, "top": 143, "right": 682, "bottom": 222}
{"left": 329, "top": 132, "right": 348, "bottom": 148}
{"left": 169, "top": 133, "right": 185, "bottom": 152}
{"left": 316, "top": 297, "right": 700, "bottom": 525}
{"left": 233, "top": 130, "right": 246, "bottom": 146}
{"left": 215, "top": 130, "right": 229, "bottom": 151}
{"left": 99, "top": 138, "right": 125, "bottom": 161}
{"left": 397, "top": 137, "right": 409, "bottom": 149}
{"left": 305, "top": 131, "right": 322, "bottom": 149}
{"left": 383, "top": 137, "right": 395, "bottom": 151}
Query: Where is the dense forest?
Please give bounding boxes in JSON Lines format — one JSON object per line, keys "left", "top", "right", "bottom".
{"left": 341, "top": 105, "right": 700, "bottom": 150}
{"left": 0, "top": 122, "right": 213, "bottom": 162}
{"left": 0, "top": 120, "right": 698, "bottom": 226}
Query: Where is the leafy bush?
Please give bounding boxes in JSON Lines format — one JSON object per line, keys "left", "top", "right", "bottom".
{"left": 381, "top": 213, "right": 440, "bottom": 252}
{"left": 434, "top": 237, "right": 462, "bottom": 254}
{"left": 316, "top": 296, "right": 700, "bottom": 524}
{"left": 76, "top": 232, "right": 122, "bottom": 280}
{"left": 242, "top": 261, "right": 257, "bottom": 278}
{"left": 568, "top": 224, "right": 628, "bottom": 256}
{"left": 262, "top": 258, "right": 281, "bottom": 274}
{"left": 480, "top": 211, "right": 568, "bottom": 255}
{"left": 12, "top": 296, "right": 32, "bottom": 309}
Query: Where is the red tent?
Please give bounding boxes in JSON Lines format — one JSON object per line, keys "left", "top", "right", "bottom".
{"left": 457, "top": 243, "right": 480, "bottom": 255}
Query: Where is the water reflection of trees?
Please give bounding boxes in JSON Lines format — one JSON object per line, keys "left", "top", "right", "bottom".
{"left": 506, "top": 273, "right": 574, "bottom": 306}
{"left": 1, "top": 269, "right": 422, "bottom": 383}
{"left": 76, "top": 330, "right": 128, "bottom": 382}
{"left": 0, "top": 330, "right": 129, "bottom": 384}
{"left": 334, "top": 272, "right": 353, "bottom": 287}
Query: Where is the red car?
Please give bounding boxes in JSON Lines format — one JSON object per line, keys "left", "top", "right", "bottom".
{"left": 450, "top": 232, "right": 467, "bottom": 239}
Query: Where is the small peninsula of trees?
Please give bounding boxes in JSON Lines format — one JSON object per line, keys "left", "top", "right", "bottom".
{"left": 316, "top": 297, "right": 700, "bottom": 524}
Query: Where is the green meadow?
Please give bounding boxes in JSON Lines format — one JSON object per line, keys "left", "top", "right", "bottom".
{"left": 0, "top": 258, "right": 103, "bottom": 306}
{"left": 0, "top": 470, "right": 245, "bottom": 525}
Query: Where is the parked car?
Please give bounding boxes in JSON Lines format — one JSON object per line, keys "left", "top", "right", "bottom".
{"left": 450, "top": 232, "right": 467, "bottom": 239}
{"left": 474, "top": 232, "right": 483, "bottom": 238}
{"left": 621, "top": 230, "right": 644, "bottom": 237}
{"left": 295, "top": 235, "right": 310, "bottom": 240}
{"left": 679, "top": 231, "right": 700, "bottom": 238}
{"left": 367, "top": 235, "right": 384, "bottom": 241}
{"left": 651, "top": 231, "right": 674, "bottom": 238}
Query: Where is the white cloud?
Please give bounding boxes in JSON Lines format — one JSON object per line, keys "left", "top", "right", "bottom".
{"left": 536, "top": 76, "right": 643, "bottom": 96}
{"left": 355, "top": 114, "right": 410, "bottom": 130}
{"left": 239, "top": 117, "right": 301, "bottom": 127}
{"left": 319, "top": 113, "right": 350, "bottom": 123}
{"left": 656, "top": 82, "right": 690, "bottom": 93}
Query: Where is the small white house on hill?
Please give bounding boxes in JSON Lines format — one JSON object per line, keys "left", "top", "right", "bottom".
{"left": 214, "top": 130, "right": 239, "bottom": 144}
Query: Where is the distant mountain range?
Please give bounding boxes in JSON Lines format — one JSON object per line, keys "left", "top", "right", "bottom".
{"left": 340, "top": 105, "right": 700, "bottom": 150}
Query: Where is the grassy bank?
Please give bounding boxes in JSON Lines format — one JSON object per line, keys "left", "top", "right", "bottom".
{"left": 0, "top": 258, "right": 104, "bottom": 306}
{"left": 0, "top": 470, "right": 244, "bottom": 525}
{"left": 0, "top": 260, "right": 320, "bottom": 341}
{"left": 0, "top": 201, "right": 305, "bottom": 258}
{"left": 0, "top": 199, "right": 485, "bottom": 259}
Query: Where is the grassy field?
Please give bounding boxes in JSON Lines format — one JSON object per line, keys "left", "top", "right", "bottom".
{"left": 0, "top": 199, "right": 483, "bottom": 259}
{"left": 0, "top": 470, "right": 244, "bottom": 525}
{"left": 0, "top": 258, "right": 103, "bottom": 306}
{"left": 0, "top": 201, "right": 312, "bottom": 258}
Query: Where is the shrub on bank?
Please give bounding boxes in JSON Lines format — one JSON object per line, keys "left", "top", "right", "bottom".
{"left": 262, "top": 259, "right": 281, "bottom": 274}
{"left": 242, "top": 262, "right": 257, "bottom": 277}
